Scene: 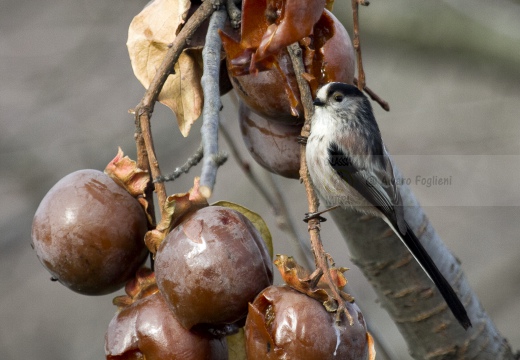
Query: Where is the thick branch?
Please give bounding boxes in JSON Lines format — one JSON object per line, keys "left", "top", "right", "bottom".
{"left": 200, "top": 8, "right": 227, "bottom": 198}
{"left": 331, "top": 169, "right": 515, "bottom": 359}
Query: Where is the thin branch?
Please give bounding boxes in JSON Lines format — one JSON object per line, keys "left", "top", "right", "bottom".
{"left": 154, "top": 144, "right": 204, "bottom": 183}
{"left": 351, "top": 0, "right": 366, "bottom": 91}
{"left": 200, "top": 8, "right": 227, "bottom": 198}
{"left": 354, "top": 77, "right": 390, "bottom": 111}
{"left": 226, "top": 0, "right": 241, "bottom": 28}
{"left": 133, "top": 0, "right": 216, "bottom": 218}
{"left": 287, "top": 42, "right": 350, "bottom": 324}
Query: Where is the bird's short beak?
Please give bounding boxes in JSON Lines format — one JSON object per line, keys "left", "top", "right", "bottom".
{"left": 313, "top": 98, "right": 326, "bottom": 107}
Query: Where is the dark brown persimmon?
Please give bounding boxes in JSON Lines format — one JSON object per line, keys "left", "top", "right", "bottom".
{"left": 31, "top": 169, "right": 148, "bottom": 295}
{"left": 155, "top": 206, "right": 273, "bottom": 335}
{"left": 239, "top": 101, "right": 302, "bottom": 179}
{"left": 245, "top": 286, "right": 370, "bottom": 359}
{"left": 105, "top": 290, "right": 228, "bottom": 359}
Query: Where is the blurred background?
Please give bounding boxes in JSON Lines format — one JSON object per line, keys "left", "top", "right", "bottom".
{"left": 1, "top": 0, "right": 520, "bottom": 358}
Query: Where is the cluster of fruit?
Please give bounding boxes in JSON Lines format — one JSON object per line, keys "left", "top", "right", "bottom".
{"left": 220, "top": 0, "right": 355, "bottom": 178}
{"left": 31, "top": 0, "right": 373, "bottom": 358}
{"left": 31, "top": 150, "right": 370, "bottom": 358}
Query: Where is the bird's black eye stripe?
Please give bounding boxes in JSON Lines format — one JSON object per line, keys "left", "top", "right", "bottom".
{"left": 333, "top": 93, "right": 344, "bottom": 102}
{"left": 326, "top": 82, "right": 364, "bottom": 99}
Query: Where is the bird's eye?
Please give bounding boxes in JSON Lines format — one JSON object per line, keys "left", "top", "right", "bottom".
{"left": 333, "top": 94, "right": 344, "bottom": 102}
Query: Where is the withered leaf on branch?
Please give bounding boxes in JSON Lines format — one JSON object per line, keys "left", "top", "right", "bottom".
{"left": 274, "top": 255, "right": 352, "bottom": 312}
{"left": 128, "top": 0, "right": 204, "bottom": 137}
{"left": 144, "top": 177, "right": 208, "bottom": 255}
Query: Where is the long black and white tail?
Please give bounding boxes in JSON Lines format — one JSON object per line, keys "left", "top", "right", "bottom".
{"left": 392, "top": 222, "right": 472, "bottom": 330}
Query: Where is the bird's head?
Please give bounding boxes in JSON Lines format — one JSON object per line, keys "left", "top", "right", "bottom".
{"left": 313, "top": 82, "right": 366, "bottom": 110}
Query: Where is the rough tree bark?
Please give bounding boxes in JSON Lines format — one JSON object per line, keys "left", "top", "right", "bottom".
{"left": 330, "top": 167, "right": 515, "bottom": 359}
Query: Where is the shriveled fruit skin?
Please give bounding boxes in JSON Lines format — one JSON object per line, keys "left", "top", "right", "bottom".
{"left": 222, "top": 9, "right": 355, "bottom": 122}
{"left": 239, "top": 101, "right": 301, "bottom": 179}
{"left": 31, "top": 169, "right": 148, "bottom": 295}
{"left": 245, "top": 286, "right": 369, "bottom": 360}
{"left": 155, "top": 206, "right": 273, "bottom": 332}
{"left": 105, "top": 291, "right": 228, "bottom": 360}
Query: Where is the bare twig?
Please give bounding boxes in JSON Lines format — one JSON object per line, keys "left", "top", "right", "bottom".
{"left": 354, "top": 77, "right": 390, "bottom": 111}
{"left": 287, "top": 42, "right": 351, "bottom": 324}
{"left": 134, "top": 0, "right": 216, "bottom": 218}
{"left": 154, "top": 144, "right": 204, "bottom": 183}
{"left": 200, "top": 8, "right": 227, "bottom": 198}
{"left": 351, "top": 0, "right": 366, "bottom": 91}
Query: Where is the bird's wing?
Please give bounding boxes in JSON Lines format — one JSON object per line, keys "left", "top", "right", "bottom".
{"left": 328, "top": 141, "right": 405, "bottom": 232}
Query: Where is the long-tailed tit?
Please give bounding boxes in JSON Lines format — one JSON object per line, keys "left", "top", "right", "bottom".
{"left": 306, "top": 82, "right": 471, "bottom": 329}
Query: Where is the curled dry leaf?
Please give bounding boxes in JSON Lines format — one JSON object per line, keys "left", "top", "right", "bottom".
{"left": 220, "top": 6, "right": 355, "bottom": 121}
{"left": 252, "top": 0, "right": 326, "bottom": 68}
{"left": 274, "top": 255, "right": 352, "bottom": 312}
{"left": 104, "top": 147, "right": 149, "bottom": 198}
{"left": 144, "top": 177, "right": 208, "bottom": 255}
{"left": 104, "top": 148, "right": 152, "bottom": 225}
{"left": 128, "top": 0, "right": 204, "bottom": 137}
{"left": 112, "top": 268, "right": 158, "bottom": 310}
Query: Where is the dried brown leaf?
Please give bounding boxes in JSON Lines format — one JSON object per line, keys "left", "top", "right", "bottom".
{"left": 160, "top": 50, "right": 203, "bottom": 136}
{"left": 144, "top": 177, "right": 208, "bottom": 254}
{"left": 128, "top": 0, "right": 204, "bottom": 137}
{"left": 104, "top": 147, "right": 149, "bottom": 198}
{"left": 253, "top": 0, "right": 326, "bottom": 65}
{"left": 274, "top": 255, "right": 352, "bottom": 313}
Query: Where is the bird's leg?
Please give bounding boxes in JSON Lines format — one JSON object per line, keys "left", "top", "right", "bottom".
{"left": 303, "top": 205, "right": 340, "bottom": 222}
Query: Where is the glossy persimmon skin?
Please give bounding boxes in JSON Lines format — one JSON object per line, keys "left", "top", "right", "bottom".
{"left": 105, "top": 291, "right": 228, "bottom": 360}
{"left": 155, "top": 206, "right": 273, "bottom": 333}
{"left": 239, "top": 101, "right": 302, "bottom": 179}
{"left": 31, "top": 169, "right": 148, "bottom": 295}
{"left": 245, "top": 286, "right": 369, "bottom": 360}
